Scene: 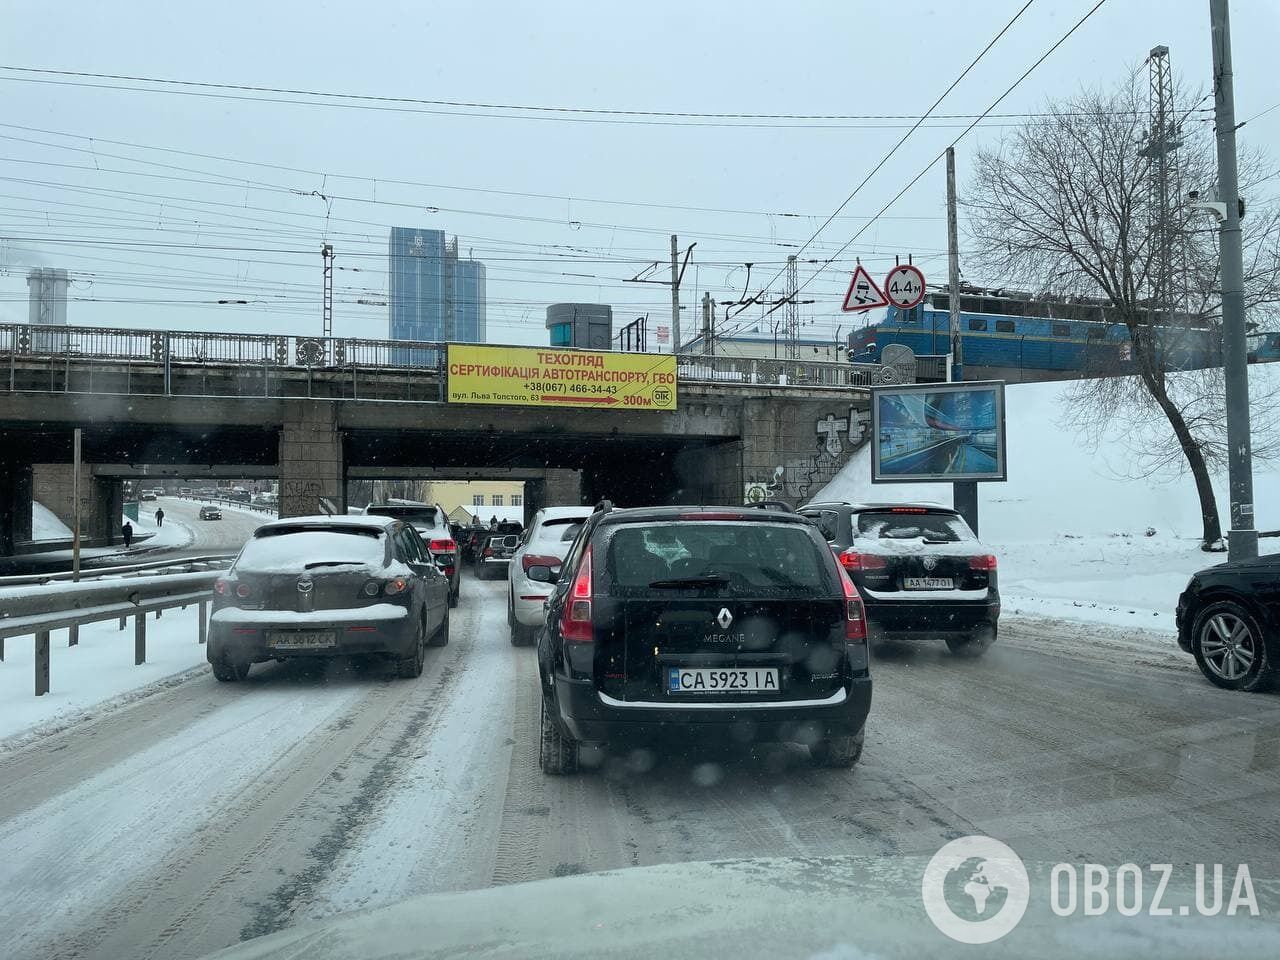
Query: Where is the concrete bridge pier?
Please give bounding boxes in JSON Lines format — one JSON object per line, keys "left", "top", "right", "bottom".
{"left": 31, "top": 463, "right": 122, "bottom": 544}
{"left": 279, "top": 402, "right": 346, "bottom": 518}
{"left": 0, "top": 461, "right": 34, "bottom": 553}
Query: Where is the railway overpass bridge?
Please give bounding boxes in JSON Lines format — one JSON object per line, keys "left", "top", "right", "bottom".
{"left": 0, "top": 323, "right": 940, "bottom": 554}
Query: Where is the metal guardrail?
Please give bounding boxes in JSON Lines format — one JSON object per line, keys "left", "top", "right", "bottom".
{"left": 0, "top": 570, "right": 222, "bottom": 695}
{"left": 1, "top": 321, "right": 930, "bottom": 398}
{"left": 174, "top": 493, "right": 278, "bottom": 515}
{"left": 0, "top": 555, "right": 234, "bottom": 589}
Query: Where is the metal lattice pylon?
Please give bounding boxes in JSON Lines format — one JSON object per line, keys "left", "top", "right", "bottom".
{"left": 784, "top": 255, "right": 799, "bottom": 359}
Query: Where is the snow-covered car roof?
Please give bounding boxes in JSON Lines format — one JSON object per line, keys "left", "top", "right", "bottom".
{"left": 254, "top": 515, "right": 397, "bottom": 533}
{"left": 535, "top": 506, "right": 593, "bottom": 522}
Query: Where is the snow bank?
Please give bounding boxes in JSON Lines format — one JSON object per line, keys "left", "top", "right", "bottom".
{"left": 31, "top": 503, "right": 72, "bottom": 541}
{"left": 813, "top": 371, "right": 1280, "bottom": 629}
{"left": 0, "top": 606, "right": 208, "bottom": 746}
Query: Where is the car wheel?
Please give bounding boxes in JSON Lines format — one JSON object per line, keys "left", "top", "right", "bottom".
{"left": 946, "top": 626, "right": 996, "bottom": 658}
{"left": 428, "top": 608, "right": 450, "bottom": 647}
{"left": 448, "top": 582, "right": 459, "bottom": 608}
{"left": 539, "top": 695, "right": 579, "bottom": 775}
{"left": 810, "top": 727, "right": 864, "bottom": 768}
{"left": 212, "top": 659, "right": 250, "bottom": 682}
{"left": 1192, "top": 600, "right": 1273, "bottom": 692}
{"left": 397, "top": 618, "right": 427, "bottom": 678}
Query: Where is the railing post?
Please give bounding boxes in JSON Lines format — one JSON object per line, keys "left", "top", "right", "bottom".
{"left": 35, "top": 630, "right": 50, "bottom": 696}
{"left": 198, "top": 600, "right": 208, "bottom": 644}
{"left": 163, "top": 332, "right": 171, "bottom": 396}
{"left": 68, "top": 625, "right": 78, "bottom": 647}
{"left": 134, "top": 613, "right": 146, "bottom": 665}
{"left": 119, "top": 616, "right": 127, "bottom": 630}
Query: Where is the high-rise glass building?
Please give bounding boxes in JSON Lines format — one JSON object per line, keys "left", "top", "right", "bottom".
{"left": 388, "top": 227, "right": 487, "bottom": 362}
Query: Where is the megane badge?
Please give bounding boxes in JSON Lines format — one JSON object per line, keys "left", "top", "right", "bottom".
{"left": 716, "top": 608, "right": 733, "bottom": 629}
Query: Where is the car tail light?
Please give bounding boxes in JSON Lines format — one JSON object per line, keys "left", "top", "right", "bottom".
{"left": 383, "top": 577, "right": 409, "bottom": 596}
{"left": 522, "top": 553, "right": 560, "bottom": 573}
{"left": 430, "top": 538, "right": 456, "bottom": 553}
{"left": 678, "top": 512, "right": 744, "bottom": 520}
{"left": 838, "top": 549, "right": 887, "bottom": 572}
{"left": 890, "top": 506, "right": 928, "bottom": 514}
{"left": 214, "top": 579, "right": 229, "bottom": 595}
{"left": 443, "top": 566, "right": 455, "bottom": 578}
{"left": 839, "top": 569, "right": 868, "bottom": 643}
{"left": 968, "top": 554, "right": 998, "bottom": 570}
{"left": 560, "top": 545, "right": 594, "bottom": 643}
{"left": 235, "top": 582, "right": 253, "bottom": 599}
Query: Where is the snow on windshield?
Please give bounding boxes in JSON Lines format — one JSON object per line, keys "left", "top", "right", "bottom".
{"left": 236, "top": 527, "right": 386, "bottom": 573}
{"left": 856, "top": 513, "right": 975, "bottom": 543}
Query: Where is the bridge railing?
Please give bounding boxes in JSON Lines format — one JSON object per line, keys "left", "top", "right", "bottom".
{"left": 1, "top": 322, "right": 923, "bottom": 394}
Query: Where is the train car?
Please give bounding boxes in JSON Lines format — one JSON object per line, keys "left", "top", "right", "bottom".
{"left": 848, "top": 289, "right": 1220, "bottom": 379}
{"left": 1247, "top": 331, "right": 1280, "bottom": 364}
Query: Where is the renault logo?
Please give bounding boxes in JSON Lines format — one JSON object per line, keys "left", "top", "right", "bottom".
{"left": 716, "top": 608, "right": 733, "bottom": 629}
{"left": 297, "top": 578, "right": 314, "bottom": 593}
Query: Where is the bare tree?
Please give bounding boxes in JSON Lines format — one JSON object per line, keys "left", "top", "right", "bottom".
{"left": 965, "top": 73, "right": 1280, "bottom": 548}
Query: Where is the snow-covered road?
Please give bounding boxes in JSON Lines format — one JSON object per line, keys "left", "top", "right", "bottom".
{"left": 2, "top": 575, "right": 1279, "bottom": 960}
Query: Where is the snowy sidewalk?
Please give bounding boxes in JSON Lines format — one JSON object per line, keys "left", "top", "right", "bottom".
{"left": 0, "top": 606, "right": 208, "bottom": 749}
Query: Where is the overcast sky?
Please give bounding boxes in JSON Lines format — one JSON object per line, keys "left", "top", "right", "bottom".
{"left": 1, "top": 0, "right": 1277, "bottom": 352}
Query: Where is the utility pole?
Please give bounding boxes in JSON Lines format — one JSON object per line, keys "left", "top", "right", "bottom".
{"left": 946, "top": 146, "right": 978, "bottom": 535}
{"left": 670, "top": 235, "right": 681, "bottom": 355}
{"left": 706, "top": 293, "right": 716, "bottom": 358}
{"left": 784, "top": 255, "right": 799, "bottom": 359}
{"left": 946, "top": 147, "right": 964, "bottom": 381}
{"left": 1210, "top": 0, "right": 1257, "bottom": 560}
{"left": 72, "top": 427, "right": 81, "bottom": 581}
{"left": 321, "top": 243, "right": 334, "bottom": 339}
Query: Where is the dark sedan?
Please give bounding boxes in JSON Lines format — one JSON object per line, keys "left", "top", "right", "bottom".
{"left": 1176, "top": 552, "right": 1280, "bottom": 691}
{"left": 207, "top": 516, "right": 450, "bottom": 682}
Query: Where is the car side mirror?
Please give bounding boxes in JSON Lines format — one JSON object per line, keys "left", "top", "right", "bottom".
{"left": 527, "top": 565, "right": 554, "bottom": 583}
{"left": 503, "top": 535, "right": 519, "bottom": 549}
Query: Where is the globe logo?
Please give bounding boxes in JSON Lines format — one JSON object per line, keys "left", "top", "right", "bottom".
{"left": 922, "top": 836, "right": 1030, "bottom": 944}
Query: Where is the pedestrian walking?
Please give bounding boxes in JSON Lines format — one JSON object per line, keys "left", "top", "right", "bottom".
{"left": 155, "top": 507, "right": 165, "bottom": 527}
{"left": 122, "top": 520, "right": 134, "bottom": 548}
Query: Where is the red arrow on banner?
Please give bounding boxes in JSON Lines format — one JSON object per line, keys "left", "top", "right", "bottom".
{"left": 539, "top": 394, "right": 620, "bottom": 405}
{"left": 841, "top": 265, "right": 889, "bottom": 312}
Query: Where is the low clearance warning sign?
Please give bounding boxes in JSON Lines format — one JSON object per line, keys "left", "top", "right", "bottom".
{"left": 446, "top": 344, "right": 678, "bottom": 411}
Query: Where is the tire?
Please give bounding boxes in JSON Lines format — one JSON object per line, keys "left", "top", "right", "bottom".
{"left": 810, "top": 727, "right": 865, "bottom": 768}
{"left": 1192, "top": 599, "right": 1274, "bottom": 692}
{"left": 397, "top": 617, "right": 427, "bottom": 678}
{"left": 539, "top": 695, "right": 579, "bottom": 775}
{"left": 448, "top": 583, "right": 459, "bottom": 608}
{"left": 946, "top": 626, "right": 996, "bottom": 658}
{"left": 428, "top": 607, "right": 450, "bottom": 647}
{"left": 212, "top": 659, "right": 250, "bottom": 682}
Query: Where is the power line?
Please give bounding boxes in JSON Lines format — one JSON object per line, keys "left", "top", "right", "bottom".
{"left": 0, "top": 64, "right": 1149, "bottom": 128}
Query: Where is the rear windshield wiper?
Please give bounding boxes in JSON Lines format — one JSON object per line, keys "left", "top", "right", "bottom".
{"left": 304, "top": 560, "right": 364, "bottom": 570}
{"left": 648, "top": 574, "right": 731, "bottom": 589}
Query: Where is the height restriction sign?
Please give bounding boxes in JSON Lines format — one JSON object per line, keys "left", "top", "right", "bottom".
{"left": 883, "top": 264, "right": 926, "bottom": 309}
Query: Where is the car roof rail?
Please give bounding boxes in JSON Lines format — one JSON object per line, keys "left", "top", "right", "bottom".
{"left": 593, "top": 499, "right": 614, "bottom": 515}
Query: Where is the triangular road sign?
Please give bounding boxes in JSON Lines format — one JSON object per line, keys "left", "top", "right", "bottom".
{"left": 841, "top": 265, "right": 889, "bottom": 312}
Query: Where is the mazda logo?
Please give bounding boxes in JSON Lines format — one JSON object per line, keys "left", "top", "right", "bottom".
{"left": 297, "top": 578, "right": 314, "bottom": 593}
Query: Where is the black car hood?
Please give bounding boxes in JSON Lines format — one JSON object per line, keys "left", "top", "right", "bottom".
{"left": 201, "top": 856, "right": 1277, "bottom": 960}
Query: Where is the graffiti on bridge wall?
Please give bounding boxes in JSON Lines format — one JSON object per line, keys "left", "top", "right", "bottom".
{"left": 744, "top": 406, "right": 870, "bottom": 504}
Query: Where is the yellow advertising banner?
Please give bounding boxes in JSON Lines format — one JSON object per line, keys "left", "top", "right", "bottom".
{"left": 446, "top": 344, "right": 678, "bottom": 411}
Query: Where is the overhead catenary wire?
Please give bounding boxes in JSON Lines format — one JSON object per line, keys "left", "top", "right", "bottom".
{"left": 715, "top": 0, "right": 1110, "bottom": 348}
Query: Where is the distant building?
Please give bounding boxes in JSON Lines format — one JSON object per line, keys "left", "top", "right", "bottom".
{"left": 388, "top": 228, "right": 486, "bottom": 363}
{"left": 27, "top": 268, "right": 70, "bottom": 352}
{"left": 546, "top": 303, "right": 612, "bottom": 350}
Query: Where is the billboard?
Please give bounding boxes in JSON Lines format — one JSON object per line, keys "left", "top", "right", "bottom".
{"left": 870, "top": 381, "right": 1006, "bottom": 483}
{"left": 446, "top": 344, "right": 677, "bottom": 411}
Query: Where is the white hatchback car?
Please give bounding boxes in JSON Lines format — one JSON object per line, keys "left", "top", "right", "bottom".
{"left": 507, "top": 506, "right": 593, "bottom": 645}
